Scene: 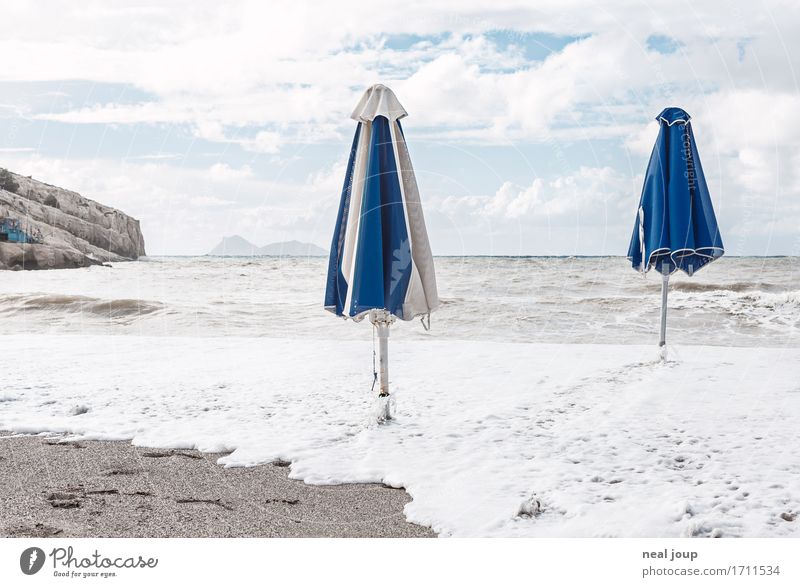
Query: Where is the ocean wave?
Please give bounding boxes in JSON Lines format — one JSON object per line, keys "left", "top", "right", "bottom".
{"left": 673, "top": 289, "right": 800, "bottom": 329}
{"left": 671, "top": 281, "right": 779, "bottom": 293}
{"left": 438, "top": 297, "right": 465, "bottom": 306}
{"left": 0, "top": 293, "right": 166, "bottom": 318}
{"left": 0, "top": 257, "right": 795, "bottom": 345}
{"left": 735, "top": 290, "right": 800, "bottom": 311}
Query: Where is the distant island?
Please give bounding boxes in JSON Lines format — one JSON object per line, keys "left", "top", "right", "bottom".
{"left": 208, "top": 235, "right": 327, "bottom": 257}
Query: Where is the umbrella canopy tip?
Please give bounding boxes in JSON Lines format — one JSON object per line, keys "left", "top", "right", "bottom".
{"left": 657, "top": 107, "right": 691, "bottom": 125}
{"left": 351, "top": 84, "right": 408, "bottom": 122}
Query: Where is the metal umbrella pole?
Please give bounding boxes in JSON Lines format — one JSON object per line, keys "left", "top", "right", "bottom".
{"left": 659, "top": 267, "right": 670, "bottom": 349}
{"left": 369, "top": 309, "right": 395, "bottom": 398}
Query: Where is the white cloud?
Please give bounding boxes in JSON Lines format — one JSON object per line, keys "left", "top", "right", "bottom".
{"left": 206, "top": 163, "right": 254, "bottom": 181}
{"left": 624, "top": 121, "right": 659, "bottom": 156}
{"left": 243, "top": 131, "right": 281, "bottom": 154}
{"left": 1, "top": 1, "right": 799, "bottom": 254}
{"left": 474, "top": 166, "right": 635, "bottom": 220}
{"left": 431, "top": 164, "right": 652, "bottom": 255}
{"left": 699, "top": 90, "right": 800, "bottom": 151}
{"left": 5, "top": 1, "right": 798, "bottom": 146}
{"left": 189, "top": 195, "right": 234, "bottom": 207}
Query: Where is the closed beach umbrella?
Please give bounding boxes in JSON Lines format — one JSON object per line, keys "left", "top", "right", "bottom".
{"left": 628, "top": 107, "right": 724, "bottom": 353}
{"left": 325, "top": 84, "right": 438, "bottom": 416}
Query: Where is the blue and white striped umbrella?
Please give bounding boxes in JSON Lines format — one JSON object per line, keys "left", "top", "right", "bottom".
{"left": 325, "top": 84, "right": 438, "bottom": 323}
{"left": 324, "top": 84, "right": 438, "bottom": 408}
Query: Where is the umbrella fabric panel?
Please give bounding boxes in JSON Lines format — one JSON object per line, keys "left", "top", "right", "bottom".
{"left": 685, "top": 124, "right": 724, "bottom": 269}
{"left": 629, "top": 135, "right": 669, "bottom": 273}
{"left": 393, "top": 120, "right": 439, "bottom": 320}
{"left": 325, "top": 123, "right": 362, "bottom": 316}
{"left": 350, "top": 115, "right": 412, "bottom": 317}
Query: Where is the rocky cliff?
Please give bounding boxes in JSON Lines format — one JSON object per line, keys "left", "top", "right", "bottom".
{"left": 0, "top": 169, "right": 145, "bottom": 270}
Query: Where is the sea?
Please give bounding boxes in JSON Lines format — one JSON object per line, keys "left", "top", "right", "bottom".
{"left": 0, "top": 256, "right": 796, "bottom": 347}
{"left": 1, "top": 256, "right": 799, "bottom": 538}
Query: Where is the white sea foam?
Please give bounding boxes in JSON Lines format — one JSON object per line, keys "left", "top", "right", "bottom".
{"left": 1, "top": 335, "right": 799, "bottom": 537}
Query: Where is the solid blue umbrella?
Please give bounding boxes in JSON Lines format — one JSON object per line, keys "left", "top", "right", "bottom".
{"left": 325, "top": 84, "right": 438, "bottom": 414}
{"left": 627, "top": 107, "right": 724, "bottom": 350}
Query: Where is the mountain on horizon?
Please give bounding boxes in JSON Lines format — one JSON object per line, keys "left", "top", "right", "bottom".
{"left": 208, "top": 235, "right": 327, "bottom": 257}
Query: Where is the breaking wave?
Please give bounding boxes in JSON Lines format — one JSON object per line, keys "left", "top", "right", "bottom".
{"left": 737, "top": 290, "right": 800, "bottom": 308}
{"left": 671, "top": 281, "right": 780, "bottom": 293}
{"left": 0, "top": 293, "right": 166, "bottom": 319}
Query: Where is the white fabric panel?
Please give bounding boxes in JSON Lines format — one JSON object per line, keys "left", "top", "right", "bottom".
{"left": 341, "top": 122, "right": 371, "bottom": 317}
{"left": 402, "top": 261, "right": 428, "bottom": 320}
{"left": 391, "top": 120, "right": 439, "bottom": 318}
{"left": 351, "top": 84, "right": 408, "bottom": 122}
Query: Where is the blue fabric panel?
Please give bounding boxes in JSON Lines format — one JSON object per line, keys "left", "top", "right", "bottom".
{"left": 349, "top": 116, "right": 412, "bottom": 317}
{"left": 324, "top": 123, "right": 361, "bottom": 314}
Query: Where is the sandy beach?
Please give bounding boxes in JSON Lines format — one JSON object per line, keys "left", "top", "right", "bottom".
{"left": 0, "top": 433, "right": 433, "bottom": 538}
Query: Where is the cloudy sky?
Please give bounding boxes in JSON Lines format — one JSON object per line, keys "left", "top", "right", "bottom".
{"left": 0, "top": 1, "right": 798, "bottom": 256}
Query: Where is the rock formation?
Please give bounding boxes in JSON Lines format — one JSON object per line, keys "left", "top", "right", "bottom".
{"left": 0, "top": 168, "right": 145, "bottom": 270}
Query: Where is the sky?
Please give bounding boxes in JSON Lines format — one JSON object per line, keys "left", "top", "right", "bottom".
{"left": 0, "top": 0, "right": 798, "bottom": 256}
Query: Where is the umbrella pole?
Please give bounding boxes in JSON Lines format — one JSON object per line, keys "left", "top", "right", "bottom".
{"left": 377, "top": 320, "right": 390, "bottom": 397}
{"left": 659, "top": 269, "right": 669, "bottom": 349}
{"left": 370, "top": 310, "right": 394, "bottom": 398}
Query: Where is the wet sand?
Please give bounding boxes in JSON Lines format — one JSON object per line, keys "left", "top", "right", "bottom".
{"left": 0, "top": 433, "right": 434, "bottom": 538}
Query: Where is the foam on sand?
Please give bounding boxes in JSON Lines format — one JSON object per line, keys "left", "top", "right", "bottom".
{"left": 1, "top": 334, "right": 798, "bottom": 537}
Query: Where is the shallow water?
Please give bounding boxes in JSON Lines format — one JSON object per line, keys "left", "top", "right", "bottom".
{"left": 0, "top": 256, "right": 797, "bottom": 347}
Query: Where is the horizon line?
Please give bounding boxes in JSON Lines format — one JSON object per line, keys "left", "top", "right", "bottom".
{"left": 144, "top": 254, "right": 799, "bottom": 260}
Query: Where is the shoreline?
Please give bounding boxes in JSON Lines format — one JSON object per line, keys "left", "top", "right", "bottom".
{"left": 0, "top": 433, "right": 434, "bottom": 538}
